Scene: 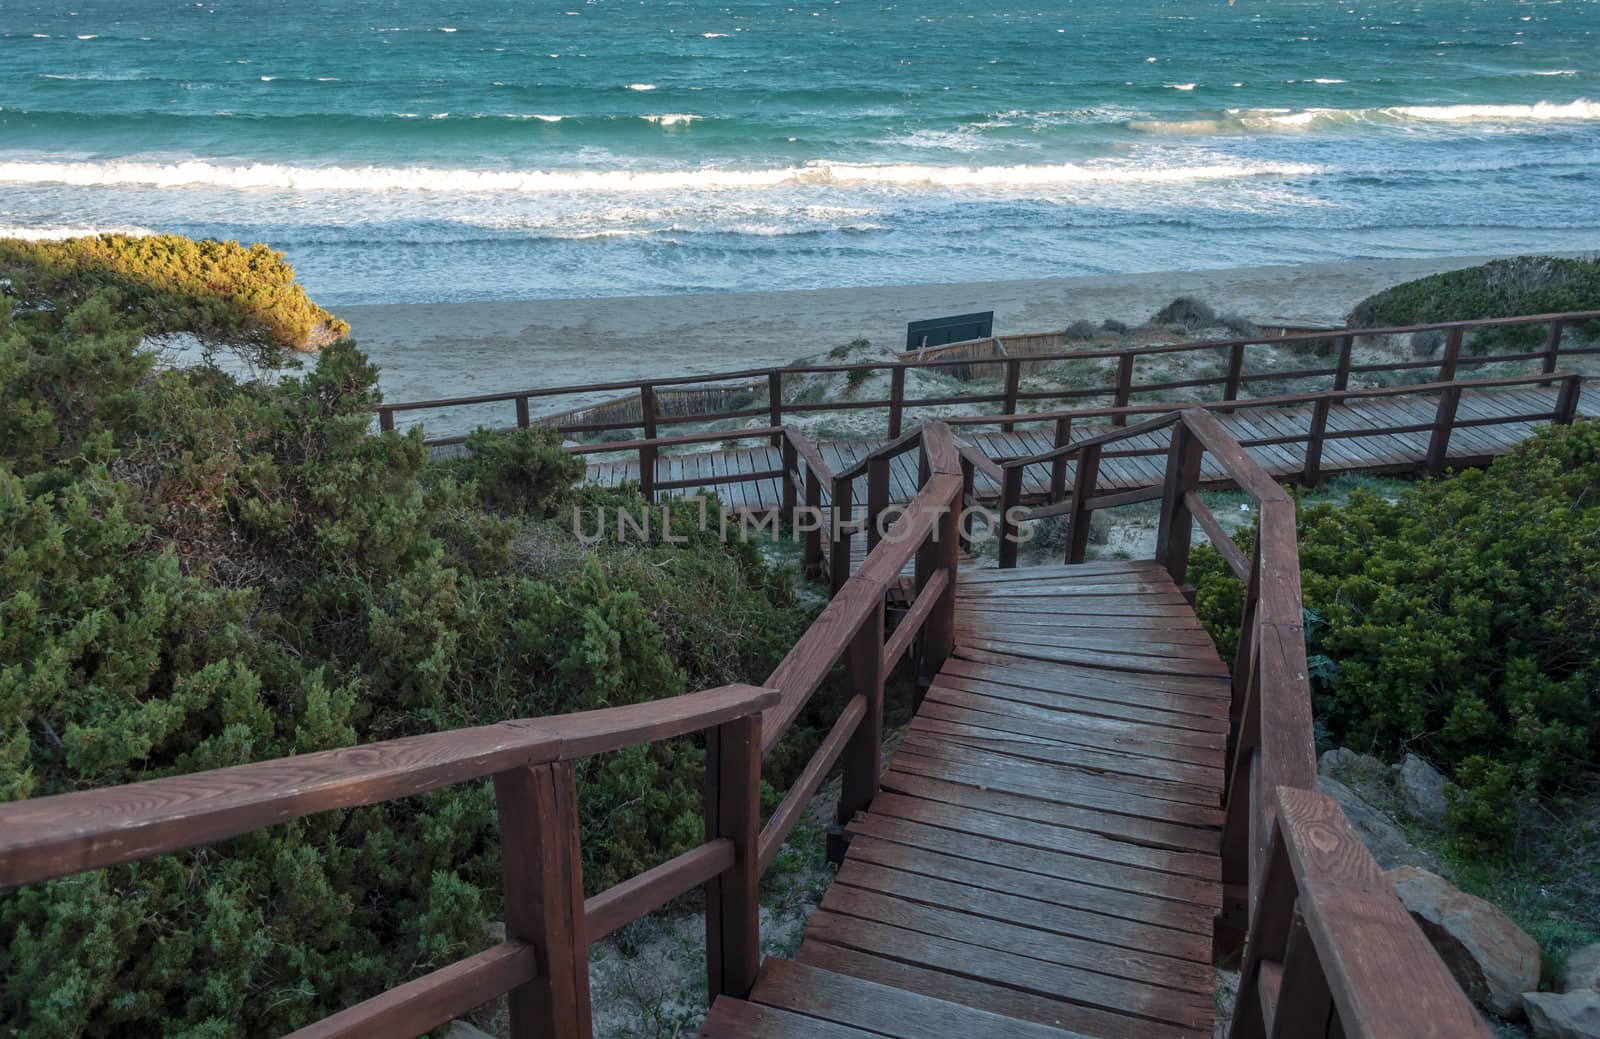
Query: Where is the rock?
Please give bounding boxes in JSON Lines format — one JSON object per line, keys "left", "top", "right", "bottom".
{"left": 1317, "top": 775, "right": 1427, "bottom": 869}
{"left": 1387, "top": 866, "right": 1541, "bottom": 1019}
{"left": 1319, "top": 747, "right": 1393, "bottom": 808}
{"left": 447, "top": 1022, "right": 496, "bottom": 1039}
{"left": 1565, "top": 944, "right": 1600, "bottom": 994}
{"left": 1396, "top": 753, "right": 1452, "bottom": 827}
{"left": 1523, "top": 991, "right": 1600, "bottom": 1038}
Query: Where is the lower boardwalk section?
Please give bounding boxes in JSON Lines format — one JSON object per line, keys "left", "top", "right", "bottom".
{"left": 583, "top": 385, "right": 1598, "bottom": 514}
{"left": 700, "top": 560, "right": 1229, "bottom": 1038}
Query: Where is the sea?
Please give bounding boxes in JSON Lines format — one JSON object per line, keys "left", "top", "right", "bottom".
{"left": 1, "top": 0, "right": 1597, "bottom": 307}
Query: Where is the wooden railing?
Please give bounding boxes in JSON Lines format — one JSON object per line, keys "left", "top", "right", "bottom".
{"left": 0, "top": 422, "right": 966, "bottom": 1039}
{"left": 377, "top": 310, "right": 1600, "bottom": 448}
{"left": 980, "top": 407, "right": 1490, "bottom": 1037}
{"left": 968, "top": 369, "right": 1584, "bottom": 541}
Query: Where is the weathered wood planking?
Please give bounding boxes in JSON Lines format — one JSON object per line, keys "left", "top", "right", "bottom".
{"left": 702, "top": 560, "right": 1230, "bottom": 1039}
{"left": 583, "top": 384, "right": 1593, "bottom": 515}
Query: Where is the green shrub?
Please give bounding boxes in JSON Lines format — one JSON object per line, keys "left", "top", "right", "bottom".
{"left": 1100, "top": 319, "right": 1130, "bottom": 335}
{"left": 0, "top": 234, "right": 348, "bottom": 362}
{"left": 1064, "top": 319, "right": 1100, "bottom": 340}
{"left": 1346, "top": 255, "right": 1600, "bottom": 349}
{"left": 0, "top": 265, "right": 815, "bottom": 1036}
{"left": 1152, "top": 296, "right": 1216, "bottom": 331}
{"left": 1190, "top": 420, "right": 1600, "bottom": 855}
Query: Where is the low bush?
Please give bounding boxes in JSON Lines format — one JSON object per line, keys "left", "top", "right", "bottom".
{"left": 1100, "top": 319, "right": 1130, "bottom": 335}
{"left": 0, "top": 234, "right": 348, "bottom": 362}
{"left": 1064, "top": 319, "right": 1100, "bottom": 340}
{"left": 1190, "top": 420, "right": 1600, "bottom": 856}
{"left": 0, "top": 252, "right": 815, "bottom": 1036}
{"left": 1346, "top": 255, "right": 1600, "bottom": 349}
{"left": 1152, "top": 296, "right": 1216, "bottom": 331}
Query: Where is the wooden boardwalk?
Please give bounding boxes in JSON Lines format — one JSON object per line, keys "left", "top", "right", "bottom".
{"left": 701, "top": 559, "right": 1229, "bottom": 1039}
{"left": 585, "top": 385, "right": 1597, "bottom": 512}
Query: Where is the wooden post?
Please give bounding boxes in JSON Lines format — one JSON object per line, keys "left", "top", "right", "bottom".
{"left": 916, "top": 483, "right": 960, "bottom": 686}
{"left": 1065, "top": 443, "right": 1102, "bottom": 563}
{"left": 1223, "top": 341, "right": 1247, "bottom": 404}
{"left": 1332, "top": 334, "right": 1355, "bottom": 392}
{"left": 1049, "top": 416, "right": 1072, "bottom": 503}
{"left": 1271, "top": 910, "right": 1334, "bottom": 1037}
{"left": 1301, "top": 396, "right": 1332, "bottom": 487}
{"left": 866, "top": 457, "right": 890, "bottom": 552}
{"left": 516, "top": 396, "right": 531, "bottom": 429}
{"left": 1542, "top": 319, "right": 1564, "bottom": 377}
{"left": 780, "top": 436, "right": 798, "bottom": 528}
{"left": 802, "top": 466, "right": 824, "bottom": 578}
{"left": 1555, "top": 373, "right": 1581, "bottom": 425}
{"left": 378, "top": 407, "right": 395, "bottom": 432}
{"left": 958, "top": 453, "right": 976, "bottom": 551}
{"left": 830, "top": 474, "right": 853, "bottom": 597}
{"left": 639, "top": 384, "right": 659, "bottom": 503}
{"left": 1153, "top": 422, "right": 1202, "bottom": 587}
{"left": 704, "top": 714, "right": 761, "bottom": 1001}
{"left": 1437, "top": 327, "right": 1464, "bottom": 383}
{"left": 768, "top": 371, "right": 783, "bottom": 448}
{"left": 997, "top": 465, "right": 1023, "bottom": 570}
{"left": 888, "top": 366, "right": 906, "bottom": 438}
{"left": 1425, "top": 384, "right": 1462, "bottom": 476}
{"left": 835, "top": 600, "right": 886, "bottom": 853}
{"left": 1226, "top": 827, "right": 1298, "bottom": 1037}
{"left": 494, "top": 761, "right": 593, "bottom": 1039}
{"left": 1000, "top": 358, "right": 1021, "bottom": 433}
{"left": 1112, "top": 354, "right": 1135, "bottom": 425}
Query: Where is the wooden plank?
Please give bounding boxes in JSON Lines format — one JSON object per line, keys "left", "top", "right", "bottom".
{"left": 907, "top": 717, "right": 1220, "bottom": 787}
{"left": 931, "top": 671, "right": 1230, "bottom": 733}
{"left": 846, "top": 812, "right": 1222, "bottom": 908}
{"left": 898, "top": 731, "right": 1221, "bottom": 810}
{"left": 795, "top": 941, "right": 1197, "bottom": 1039}
{"left": 749, "top": 958, "right": 1085, "bottom": 1039}
{"left": 803, "top": 912, "right": 1213, "bottom": 1033}
{"left": 918, "top": 693, "right": 1224, "bottom": 759}
{"left": 943, "top": 653, "right": 1233, "bottom": 702}
{"left": 818, "top": 882, "right": 1215, "bottom": 993}
{"left": 880, "top": 770, "right": 1219, "bottom": 854}
{"left": 700, "top": 997, "right": 882, "bottom": 1038}
{"left": 833, "top": 855, "right": 1212, "bottom": 963}
{"left": 861, "top": 790, "right": 1219, "bottom": 879}
{"left": 844, "top": 831, "right": 1214, "bottom": 937}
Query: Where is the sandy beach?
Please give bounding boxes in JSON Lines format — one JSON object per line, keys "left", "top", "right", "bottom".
{"left": 345, "top": 255, "right": 1551, "bottom": 420}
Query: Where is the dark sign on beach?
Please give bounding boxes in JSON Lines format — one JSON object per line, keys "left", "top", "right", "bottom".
{"left": 906, "top": 311, "right": 994, "bottom": 351}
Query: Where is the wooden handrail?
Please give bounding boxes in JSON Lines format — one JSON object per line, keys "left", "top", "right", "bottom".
{"left": 379, "top": 310, "right": 1598, "bottom": 449}
{"left": 381, "top": 309, "right": 1600, "bottom": 416}
{"left": 1230, "top": 788, "right": 1493, "bottom": 1038}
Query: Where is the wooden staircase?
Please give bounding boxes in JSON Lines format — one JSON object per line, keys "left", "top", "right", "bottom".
{"left": 700, "top": 560, "right": 1229, "bottom": 1038}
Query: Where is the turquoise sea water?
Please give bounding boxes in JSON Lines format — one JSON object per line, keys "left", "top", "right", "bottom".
{"left": 1, "top": 0, "right": 1597, "bottom": 305}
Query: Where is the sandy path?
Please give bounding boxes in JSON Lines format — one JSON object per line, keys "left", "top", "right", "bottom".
{"left": 338, "top": 254, "right": 1542, "bottom": 421}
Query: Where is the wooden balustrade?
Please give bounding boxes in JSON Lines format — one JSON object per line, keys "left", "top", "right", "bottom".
{"left": 0, "top": 409, "right": 974, "bottom": 1037}
{"left": 375, "top": 310, "right": 1600, "bottom": 446}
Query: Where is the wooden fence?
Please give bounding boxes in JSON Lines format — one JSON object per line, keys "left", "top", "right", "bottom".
{"left": 0, "top": 422, "right": 965, "bottom": 1039}
{"left": 377, "top": 309, "right": 1600, "bottom": 448}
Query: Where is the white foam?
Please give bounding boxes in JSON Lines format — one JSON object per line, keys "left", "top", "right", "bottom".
{"left": 1310, "top": 78, "right": 1346, "bottom": 84}
{"left": 76, "top": 34, "right": 97, "bottom": 40}
{"left": 702, "top": 32, "right": 728, "bottom": 37}
{"left": 1133, "top": 98, "right": 1600, "bottom": 134}
{"left": 1530, "top": 69, "right": 1577, "bottom": 76}
{"left": 1386, "top": 98, "right": 1600, "bottom": 121}
{"left": 0, "top": 223, "right": 159, "bottom": 240}
{"left": 625, "top": 83, "right": 657, "bottom": 91}
{"left": 439, "top": 26, "right": 457, "bottom": 32}
{"left": 1166, "top": 83, "right": 1197, "bottom": 91}
{"left": 641, "top": 113, "right": 698, "bottom": 125}
{"left": 0, "top": 157, "right": 1323, "bottom": 194}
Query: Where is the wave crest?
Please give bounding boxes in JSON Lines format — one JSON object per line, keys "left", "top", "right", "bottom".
{"left": 1132, "top": 97, "right": 1600, "bottom": 134}
{"left": 0, "top": 157, "right": 1323, "bottom": 194}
